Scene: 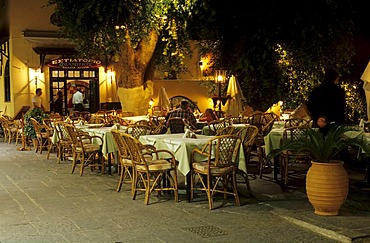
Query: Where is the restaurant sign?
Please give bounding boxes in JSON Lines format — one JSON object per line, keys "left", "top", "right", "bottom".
{"left": 46, "top": 58, "right": 102, "bottom": 69}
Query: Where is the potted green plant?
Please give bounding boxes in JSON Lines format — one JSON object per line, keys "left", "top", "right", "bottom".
{"left": 269, "top": 124, "right": 370, "bottom": 216}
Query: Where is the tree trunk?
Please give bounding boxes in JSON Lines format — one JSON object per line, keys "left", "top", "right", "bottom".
{"left": 114, "top": 30, "right": 158, "bottom": 115}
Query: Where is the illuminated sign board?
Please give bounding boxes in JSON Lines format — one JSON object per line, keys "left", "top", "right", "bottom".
{"left": 46, "top": 58, "right": 102, "bottom": 69}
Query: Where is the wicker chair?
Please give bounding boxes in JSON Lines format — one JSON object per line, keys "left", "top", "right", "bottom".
{"left": 167, "top": 117, "right": 186, "bottom": 133}
{"left": 215, "top": 125, "right": 235, "bottom": 136}
{"left": 64, "top": 124, "right": 104, "bottom": 176}
{"left": 151, "top": 118, "right": 166, "bottom": 134}
{"left": 121, "top": 133, "right": 178, "bottom": 205}
{"left": 30, "top": 118, "right": 52, "bottom": 154}
{"left": 89, "top": 115, "right": 106, "bottom": 124}
{"left": 284, "top": 118, "right": 310, "bottom": 128}
{"left": 115, "top": 116, "right": 129, "bottom": 126}
{"left": 190, "top": 134, "right": 241, "bottom": 209}
{"left": 0, "top": 116, "right": 22, "bottom": 144}
{"left": 42, "top": 118, "right": 57, "bottom": 159}
{"left": 126, "top": 124, "right": 152, "bottom": 139}
{"left": 53, "top": 121, "right": 73, "bottom": 163}
{"left": 207, "top": 119, "right": 227, "bottom": 136}
{"left": 111, "top": 129, "right": 134, "bottom": 192}
{"left": 248, "top": 113, "right": 276, "bottom": 179}
{"left": 235, "top": 125, "right": 259, "bottom": 193}
{"left": 120, "top": 111, "right": 134, "bottom": 117}
{"left": 0, "top": 116, "right": 8, "bottom": 142}
{"left": 279, "top": 126, "right": 311, "bottom": 186}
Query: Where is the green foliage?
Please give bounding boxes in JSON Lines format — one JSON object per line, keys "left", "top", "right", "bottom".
{"left": 47, "top": 0, "right": 198, "bottom": 71}
{"left": 269, "top": 125, "right": 370, "bottom": 162}
{"left": 23, "top": 108, "right": 49, "bottom": 139}
{"left": 190, "top": 0, "right": 359, "bottom": 114}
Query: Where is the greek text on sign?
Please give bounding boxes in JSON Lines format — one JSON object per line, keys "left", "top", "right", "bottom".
{"left": 46, "top": 58, "right": 102, "bottom": 69}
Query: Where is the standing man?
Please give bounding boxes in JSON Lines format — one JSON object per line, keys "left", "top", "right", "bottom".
{"left": 306, "top": 69, "right": 345, "bottom": 132}
{"left": 72, "top": 87, "right": 84, "bottom": 112}
{"left": 32, "top": 88, "right": 45, "bottom": 111}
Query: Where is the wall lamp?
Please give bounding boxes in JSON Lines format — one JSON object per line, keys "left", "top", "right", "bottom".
{"left": 29, "top": 68, "right": 42, "bottom": 89}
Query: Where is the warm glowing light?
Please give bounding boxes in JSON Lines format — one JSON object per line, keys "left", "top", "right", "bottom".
{"left": 29, "top": 68, "right": 42, "bottom": 88}
{"left": 107, "top": 70, "right": 115, "bottom": 83}
{"left": 214, "top": 70, "right": 226, "bottom": 83}
{"left": 149, "top": 98, "right": 154, "bottom": 107}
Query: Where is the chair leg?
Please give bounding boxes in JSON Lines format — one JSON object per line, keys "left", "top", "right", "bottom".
{"left": 8, "top": 132, "right": 13, "bottom": 144}
{"left": 207, "top": 174, "right": 213, "bottom": 210}
{"left": 238, "top": 169, "right": 253, "bottom": 197}
{"left": 57, "top": 145, "right": 62, "bottom": 163}
{"left": 71, "top": 152, "right": 78, "bottom": 174}
{"left": 232, "top": 172, "right": 240, "bottom": 206}
{"left": 116, "top": 167, "right": 124, "bottom": 192}
{"left": 79, "top": 156, "right": 85, "bottom": 176}
{"left": 144, "top": 173, "right": 152, "bottom": 205}
{"left": 47, "top": 141, "right": 53, "bottom": 159}
{"left": 132, "top": 170, "right": 138, "bottom": 200}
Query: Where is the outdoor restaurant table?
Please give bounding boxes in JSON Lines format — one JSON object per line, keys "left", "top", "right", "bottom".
{"left": 264, "top": 127, "right": 370, "bottom": 181}
{"left": 139, "top": 133, "right": 247, "bottom": 201}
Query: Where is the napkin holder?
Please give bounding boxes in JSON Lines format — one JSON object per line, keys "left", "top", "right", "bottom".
{"left": 183, "top": 128, "right": 197, "bottom": 139}
{"left": 113, "top": 123, "right": 121, "bottom": 130}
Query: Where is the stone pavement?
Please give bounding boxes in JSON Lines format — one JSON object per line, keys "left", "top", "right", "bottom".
{"left": 0, "top": 141, "right": 370, "bottom": 243}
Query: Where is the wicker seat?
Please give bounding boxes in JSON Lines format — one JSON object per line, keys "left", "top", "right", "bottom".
{"left": 121, "top": 133, "right": 178, "bottom": 205}
{"left": 64, "top": 124, "right": 104, "bottom": 176}
{"left": 190, "top": 134, "right": 241, "bottom": 209}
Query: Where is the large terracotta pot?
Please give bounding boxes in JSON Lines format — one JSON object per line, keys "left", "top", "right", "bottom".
{"left": 306, "top": 161, "right": 349, "bottom": 216}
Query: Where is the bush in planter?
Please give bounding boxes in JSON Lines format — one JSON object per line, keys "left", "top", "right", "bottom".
{"left": 269, "top": 125, "right": 370, "bottom": 162}
{"left": 269, "top": 124, "right": 370, "bottom": 215}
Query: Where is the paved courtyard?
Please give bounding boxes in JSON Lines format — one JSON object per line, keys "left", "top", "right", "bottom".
{"left": 0, "top": 141, "right": 370, "bottom": 242}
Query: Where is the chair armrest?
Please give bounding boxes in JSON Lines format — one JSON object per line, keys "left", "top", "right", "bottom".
{"left": 150, "top": 149, "right": 177, "bottom": 165}
{"left": 192, "top": 147, "right": 210, "bottom": 158}
{"left": 87, "top": 135, "right": 103, "bottom": 144}
{"left": 141, "top": 144, "right": 156, "bottom": 152}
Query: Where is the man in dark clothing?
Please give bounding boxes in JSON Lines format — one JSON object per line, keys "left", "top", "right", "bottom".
{"left": 306, "top": 69, "right": 345, "bottom": 131}
{"left": 166, "top": 100, "right": 197, "bottom": 126}
{"left": 159, "top": 100, "right": 197, "bottom": 134}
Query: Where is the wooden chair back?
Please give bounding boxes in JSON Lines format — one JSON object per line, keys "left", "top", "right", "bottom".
{"left": 167, "top": 117, "right": 186, "bottom": 133}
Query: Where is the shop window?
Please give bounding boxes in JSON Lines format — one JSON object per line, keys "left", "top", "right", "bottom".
{"left": 4, "top": 59, "right": 10, "bottom": 102}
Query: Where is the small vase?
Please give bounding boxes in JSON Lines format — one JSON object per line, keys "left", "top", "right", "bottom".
{"left": 306, "top": 161, "right": 348, "bottom": 216}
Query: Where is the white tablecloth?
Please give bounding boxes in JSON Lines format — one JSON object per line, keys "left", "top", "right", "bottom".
{"left": 139, "top": 133, "right": 246, "bottom": 176}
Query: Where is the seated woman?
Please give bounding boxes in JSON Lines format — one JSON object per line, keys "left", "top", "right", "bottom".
{"left": 199, "top": 108, "right": 218, "bottom": 123}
